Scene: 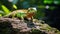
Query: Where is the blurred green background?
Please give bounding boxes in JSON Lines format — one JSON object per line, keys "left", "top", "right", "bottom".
{"left": 0, "top": 0, "right": 60, "bottom": 19}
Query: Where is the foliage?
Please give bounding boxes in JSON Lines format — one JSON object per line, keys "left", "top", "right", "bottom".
{"left": 13, "top": 4, "right": 17, "bottom": 9}
{"left": 0, "top": 0, "right": 57, "bottom": 19}
{"left": 1, "top": 5, "right": 11, "bottom": 15}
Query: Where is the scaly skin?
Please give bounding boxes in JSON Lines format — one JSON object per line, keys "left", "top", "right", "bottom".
{"left": 3, "top": 8, "right": 36, "bottom": 21}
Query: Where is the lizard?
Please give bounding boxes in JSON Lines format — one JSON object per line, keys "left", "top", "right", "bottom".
{"left": 3, "top": 7, "right": 37, "bottom": 21}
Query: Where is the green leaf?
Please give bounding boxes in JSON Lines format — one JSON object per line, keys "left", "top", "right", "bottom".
{"left": 0, "top": 14, "right": 2, "bottom": 17}
{"left": 1, "top": 5, "right": 11, "bottom": 15}
{"left": 38, "top": 5, "right": 45, "bottom": 9}
{"left": 13, "top": 4, "right": 17, "bottom": 9}
{"left": 44, "top": 0, "right": 53, "bottom": 4}
{"left": 0, "top": 10, "right": 4, "bottom": 14}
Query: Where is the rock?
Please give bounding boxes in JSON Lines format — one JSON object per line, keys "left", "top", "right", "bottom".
{"left": 0, "top": 17, "right": 60, "bottom": 34}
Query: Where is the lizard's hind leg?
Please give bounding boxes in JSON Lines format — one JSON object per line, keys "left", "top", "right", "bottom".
{"left": 12, "top": 13, "right": 16, "bottom": 19}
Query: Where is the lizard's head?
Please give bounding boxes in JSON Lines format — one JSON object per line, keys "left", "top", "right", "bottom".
{"left": 28, "top": 7, "right": 37, "bottom": 13}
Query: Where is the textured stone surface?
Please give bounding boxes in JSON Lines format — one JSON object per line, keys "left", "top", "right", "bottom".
{"left": 0, "top": 17, "right": 60, "bottom": 34}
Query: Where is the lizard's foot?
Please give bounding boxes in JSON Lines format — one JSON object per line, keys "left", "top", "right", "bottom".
{"left": 21, "top": 19, "right": 25, "bottom": 22}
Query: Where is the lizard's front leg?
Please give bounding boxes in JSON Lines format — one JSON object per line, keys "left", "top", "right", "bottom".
{"left": 31, "top": 16, "right": 34, "bottom": 22}
{"left": 21, "top": 16, "right": 24, "bottom": 22}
